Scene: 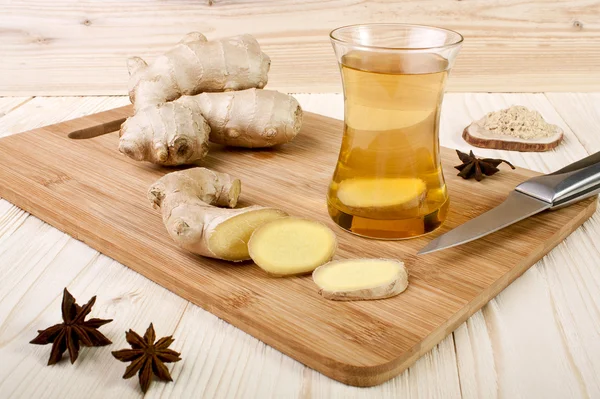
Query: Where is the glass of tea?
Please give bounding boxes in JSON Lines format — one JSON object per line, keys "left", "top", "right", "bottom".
{"left": 328, "top": 24, "right": 463, "bottom": 239}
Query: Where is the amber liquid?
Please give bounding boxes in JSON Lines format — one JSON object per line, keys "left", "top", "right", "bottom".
{"left": 327, "top": 51, "right": 450, "bottom": 239}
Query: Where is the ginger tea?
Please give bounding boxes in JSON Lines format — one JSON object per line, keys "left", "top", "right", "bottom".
{"left": 327, "top": 51, "right": 450, "bottom": 239}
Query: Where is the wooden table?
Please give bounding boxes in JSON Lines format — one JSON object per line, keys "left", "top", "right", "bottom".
{"left": 0, "top": 93, "right": 599, "bottom": 398}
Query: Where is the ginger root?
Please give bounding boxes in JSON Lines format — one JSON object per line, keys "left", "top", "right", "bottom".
{"left": 119, "top": 101, "right": 211, "bottom": 165}
{"left": 119, "top": 89, "right": 303, "bottom": 165}
{"left": 148, "top": 168, "right": 287, "bottom": 261}
{"left": 313, "top": 259, "right": 408, "bottom": 301}
{"left": 179, "top": 89, "right": 303, "bottom": 148}
{"left": 128, "top": 33, "right": 271, "bottom": 111}
{"left": 248, "top": 217, "right": 337, "bottom": 276}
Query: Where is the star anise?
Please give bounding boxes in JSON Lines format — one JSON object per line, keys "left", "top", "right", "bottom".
{"left": 454, "top": 150, "right": 515, "bottom": 181}
{"left": 112, "top": 323, "right": 182, "bottom": 393}
{"left": 30, "top": 288, "right": 112, "bottom": 365}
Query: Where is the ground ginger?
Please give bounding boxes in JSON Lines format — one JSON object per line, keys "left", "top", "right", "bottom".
{"left": 480, "top": 106, "right": 556, "bottom": 139}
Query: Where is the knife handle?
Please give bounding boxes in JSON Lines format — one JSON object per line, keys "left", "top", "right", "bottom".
{"left": 516, "top": 151, "right": 600, "bottom": 209}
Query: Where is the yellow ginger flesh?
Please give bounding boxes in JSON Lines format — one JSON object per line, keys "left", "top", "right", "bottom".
{"left": 207, "top": 208, "right": 288, "bottom": 261}
{"left": 313, "top": 259, "right": 408, "bottom": 301}
{"left": 248, "top": 217, "right": 337, "bottom": 276}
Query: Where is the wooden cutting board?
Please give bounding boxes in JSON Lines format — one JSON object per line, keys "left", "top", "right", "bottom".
{"left": 0, "top": 106, "right": 595, "bottom": 387}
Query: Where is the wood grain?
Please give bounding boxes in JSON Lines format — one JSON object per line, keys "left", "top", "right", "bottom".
{"left": 1, "top": 0, "right": 599, "bottom": 95}
{"left": 1, "top": 94, "right": 600, "bottom": 398}
{"left": 0, "top": 106, "right": 595, "bottom": 387}
{"left": 2, "top": 96, "right": 460, "bottom": 399}
{"left": 546, "top": 93, "right": 600, "bottom": 154}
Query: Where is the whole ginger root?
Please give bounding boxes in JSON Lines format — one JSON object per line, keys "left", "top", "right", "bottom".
{"left": 121, "top": 32, "right": 303, "bottom": 165}
{"left": 148, "top": 168, "right": 287, "bottom": 261}
{"left": 119, "top": 101, "right": 211, "bottom": 166}
{"left": 128, "top": 32, "right": 271, "bottom": 111}
{"left": 179, "top": 89, "right": 303, "bottom": 148}
{"left": 119, "top": 89, "right": 303, "bottom": 164}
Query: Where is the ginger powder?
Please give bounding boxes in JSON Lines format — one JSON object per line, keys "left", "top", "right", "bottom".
{"left": 479, "top": 106, "right": 557, "bottom": 140}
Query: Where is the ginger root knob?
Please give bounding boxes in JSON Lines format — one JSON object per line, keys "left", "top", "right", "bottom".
{"left": 149, "top": 168, "right": 287, "bottom": 261}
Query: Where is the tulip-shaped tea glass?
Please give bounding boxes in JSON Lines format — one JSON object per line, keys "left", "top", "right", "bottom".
{"left": 328, "top": 24, "right": 463, "bottom": 239}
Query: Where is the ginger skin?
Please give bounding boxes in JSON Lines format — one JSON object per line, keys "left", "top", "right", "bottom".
{"left": 119, "top": 89, "right": 303, "bottom": 165}
{"left": 119, "top": 101, "right": 211, "bottom": 166}
{"left": 128, "top": 33, "right": 271, "bottom": 111}
{"left": 180, "top": 89, "right": 303, "bottom": 148}
{"left": 148, "top": 168, "right": 287, "bottom": 261}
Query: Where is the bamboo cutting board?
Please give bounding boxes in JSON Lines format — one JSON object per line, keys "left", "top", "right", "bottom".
{"left": 0, "top": 106, "right": 595, "bottom": 387}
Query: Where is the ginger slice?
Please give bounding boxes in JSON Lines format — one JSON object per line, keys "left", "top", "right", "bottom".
{"left": 313, "top": 259, "right": 408, "bottom": 301}
{"left": 248, "top": 217, "right": 337, "bottom": 276}
{"left": 337, "top": 178, "right": 427, "bottom": 209}
{"left": 206, "top": 207, "right": 289, "bottom": 261}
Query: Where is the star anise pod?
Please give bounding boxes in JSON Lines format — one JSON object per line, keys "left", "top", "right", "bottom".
{"left": 454, "top": 150, "right": 515, "bottom": 181}
{"left": 112, "top": 323, "right": 182, "bottom": 393}
{"left": 30, "top": 288, "right": 112, "bottom": 365}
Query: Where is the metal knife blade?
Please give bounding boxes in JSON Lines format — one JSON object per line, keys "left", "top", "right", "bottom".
{"left": 418, "top": 150, "right": 600, "bottom": 255}
{"left": 417, "top": 191, "right": 551, "bottom": 255}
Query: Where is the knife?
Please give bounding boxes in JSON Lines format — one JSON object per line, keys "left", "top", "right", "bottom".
{"left": 418, "top": 151, "right": 600, "bottom": 255}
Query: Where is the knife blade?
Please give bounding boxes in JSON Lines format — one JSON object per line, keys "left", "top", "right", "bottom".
{"left": 418, "top": 151, "right": 600, "bottom": 255}
{"left": 418, "top": 191, "right": 550, "bottom": 255}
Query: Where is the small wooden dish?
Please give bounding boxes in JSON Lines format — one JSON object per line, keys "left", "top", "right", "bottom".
{"left": 463, "top": 120, "right": 563, "bottom": 152}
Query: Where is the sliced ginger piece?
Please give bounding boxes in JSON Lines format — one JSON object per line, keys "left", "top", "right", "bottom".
{"left": 248, "top": 217, "right": 337, "bottom": 276}
{"left": 337, "top": 177, "right": 427, "bottom": 209}
{"left": 313, "top": 259, "right": 408, "bottom": 301}
{"left": 207, "top": 207, "right": 288, "bottom": 261}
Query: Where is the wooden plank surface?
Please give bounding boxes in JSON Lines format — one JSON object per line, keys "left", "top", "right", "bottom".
{"left": 0, "top": 102, "right": 595, "bottom": 388}
{"left": 546, "top": 93, "right": 600, "bottom": 154}
{"left": 0, "top": 94, "right": 600, "bottom": 398}
{"left": 1, "top": 0, "right": 599, "bottom": 95}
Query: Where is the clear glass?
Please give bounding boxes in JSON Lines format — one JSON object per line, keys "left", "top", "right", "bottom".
{"left": 328, "top": 24, "right": 463, "bottom": 239}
